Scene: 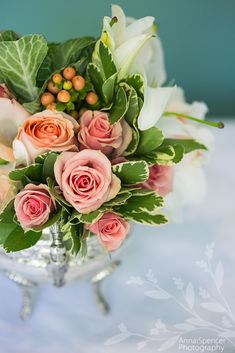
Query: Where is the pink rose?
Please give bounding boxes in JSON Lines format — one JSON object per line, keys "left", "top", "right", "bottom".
{"left": 142, "top": 164, "right": 174, "bottom": 196}
{"left": 88, "top": 212, "right": 130, "bottom": 251}
{"left": 14, "top": 109, "right": 79, "bottom": 165}
{"left": 14, "top": 184, "right": 56, "bottom": 230}
{"left": 54, "top": 149, "right": 121, "bottom": 214}
{"left": 77, "top": 110, "right": 132, "bottom": 156}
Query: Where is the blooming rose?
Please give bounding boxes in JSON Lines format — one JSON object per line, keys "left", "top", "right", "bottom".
{"left": 88, "top": 212, "right": 130, "bottom": 251}
{"left": 142, "top": 164, "right": 174, "bottom": 196}
{"left": 13, "top": 109, "right": 79, "bottom": 165}
{"left": 54, "top": 150, "right": 121, "bottom": 214}
{"left": 14, "top": 184, "right": 56, "bottom": 230}
{"left": 77, "top": 110, "right": 132, "bottom": 156}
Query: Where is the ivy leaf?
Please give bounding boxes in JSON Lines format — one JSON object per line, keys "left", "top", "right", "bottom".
{"left": 162, "top": 138, "right": 207, "bottom": 153}
{"left": 99, "top": 41, "right": 117, "bottom": 79}
{"left": 136, "top": 127, "right": 164, "bottom": 154}
{"left": 115, "top": 192, "right": 163, "bottom": 214}
{"left": 0, "top": 34, "right": 48, "bottom": 102}
{"left": 102, "top": 72, "right": 118, "bottom": 104}
{"left": 122, "top": 212, "right": 168, "bottom": 226}
{"left": 112, "top": 161, "right": 149, "bottom": 184}
{"left": 109, "top": 86, "right": 128, "bottom": 124}
{"left": 3, "top": 226, "right": 42, "bottom": 253}
{"left": 87, "top": 62, "right": 104, "bottom": 97}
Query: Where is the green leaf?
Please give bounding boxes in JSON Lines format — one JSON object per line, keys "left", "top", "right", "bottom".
{"left": 162, "top": 138, "right": 207, "bottom": 153}
{"left": 124, "top": 127, "right": 140, "bottom": 156}
{"left": 42, "top": 152, "right": 58, "bottom": 182}
{"left": 171, "top": 144, "right": 185, "bottom": 163}
{"left": 109, "top": 86, "right": 128, "bottom": 124}
{"left": 0, "top": 34, "right": 48, "bottom": 102}
{"left": 33, "top": 208, "right": 62, "bottom": 232}
{"left": 9, "top": 163, "right": 43, "bottom": 183}
{"left": 0, "top": 201, "right": 16, "bottom": 245}
{"left": 87, "top": 63, "right": 104, "bottom": 97}
{"left": 62, "top": 223, "right": 83, "bottom": 255}
{"left": 102, "top": 72, "right": 118, "bottom": 104}
{"left": 0, "top": 30, "right": 19, "bottom": 41}
{"left": 0, "top": 158, "right": 8, "bottom": 165}
{"left": 99, "top": 41, "right": 117, "bottom": 79}
{"left": 125, "top": 87, "right": 139, "bottom": 126}
{"left": 112, "top": 161, "right": 149, "bottom": 184}
{"left": 102, "top": 191, "right": 132, "bottom": 207}
{"left": 49, "top": 37, "right": 95, "bottom": 71}
{"left": 136, "top": 127, "right": 164, "bottom": 154}
{"left": 125, "top": 74, "right": 144, "bottom": 99}
{"left": 4, "top": 226, "right": 42, "bottom": 252}
{"left": 115, "top": 192, "right": 163, "bottom": 214}
{"left": 123, "top": 212, "right": 168, "bottom": 225}
{"left": 47, "top": 177, "right": 71, "bottom": 209}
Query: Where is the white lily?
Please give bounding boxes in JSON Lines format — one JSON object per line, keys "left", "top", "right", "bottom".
{"left": 157, "top": 87, "right": 214, "bottom": 222}
{"left": 98, "top": 4, "right": 174, "bottom": 130}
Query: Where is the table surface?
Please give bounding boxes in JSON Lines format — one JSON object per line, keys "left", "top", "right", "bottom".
{"left": 0, "top": 120, "right": 234, "bottom": 353}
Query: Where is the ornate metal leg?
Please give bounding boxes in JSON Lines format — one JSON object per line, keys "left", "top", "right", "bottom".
{"left": 91, "top": 260, "right": 121, "bottom": 314}
{"left": 5, "top": 271, "right": 37, "bottom": 320}
{"left": 47, "top": 223, "right": 68, "bottom": 287}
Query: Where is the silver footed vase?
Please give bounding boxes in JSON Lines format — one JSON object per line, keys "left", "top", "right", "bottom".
{"left": 0, "top": 222, "right": 124, "bottom": 320}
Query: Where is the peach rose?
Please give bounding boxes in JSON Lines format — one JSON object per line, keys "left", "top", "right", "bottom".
{"left": 142, "top": 164, "right": 174, "bottom": 196}
{"left": 14, "top": 184, "right": 56, "bottom": 230}
{"left": 77, "top": 110, "right": 132, "bottom": 156}
{"left": 88, "top": 212, "right": 130, "bottom": 251}
{"left": 13, "top": 109, "right": 79, "bottom": 165}
{"left": 54, "top": 150, "right": 121, "bottom": 214}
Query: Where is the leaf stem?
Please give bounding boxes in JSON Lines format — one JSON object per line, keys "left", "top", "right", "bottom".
{"left": 164, "top": 112, "right": 224, "bottom": 129}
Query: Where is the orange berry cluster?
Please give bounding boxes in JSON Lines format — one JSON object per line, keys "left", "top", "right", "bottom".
{"left": 40, "top": 67, "right": 98, "bottom": 115}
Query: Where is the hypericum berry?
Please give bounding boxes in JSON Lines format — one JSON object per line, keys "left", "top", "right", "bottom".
{"left": 63, "top": 80, "right": 73, "bottom": 90}
{"left": 52, "top": 73, "right": 63, "bottom": 84}
{"left": 72, "top": 75, "right": 85, "bottom": 91}
{"left": 47, "top": 81, "right": 59, "bottom": 94}
{"left": 57, "top": 90, "right": 71, "bottom": 103}
{"left": 86, "top": 92, "right": 98, "bottom": 105}
{"left": 47, "top": 102, "right": 57, "bottom": 110}
{"left": 41, "top": 92, "right": 55, "bottom": 106}
{"left": 70, "top": 110, "right": 79, "bottom": 119}
{"left": 63, "top": 67, "right": 76, "bottom": 80}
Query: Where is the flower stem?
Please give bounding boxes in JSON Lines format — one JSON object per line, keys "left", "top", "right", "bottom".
{"left": 164, "top": 112, "right": 224, "bottom": 129}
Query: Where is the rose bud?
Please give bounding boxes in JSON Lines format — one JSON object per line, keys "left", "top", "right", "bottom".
{"left": 63, "top": 67, "right": 76, "bottom": 80}
{"left": 86, "top": 92, "right": 98, "bottom": 105}
{"left": 142, "top": 164, "right": 174, "bottom": 196}
{"left": 40, "top": 92, "right": 55, "bottom": 106}
{"left": 14, "top": 184, "right": 56, "bottom": 230}
{"left": 72, "top": 75, "right": 85, "bottom": 91}
{"left": 88, "top": 212, "right": 130, "bottom": 251}
{"left": 57, "top": 90, "right": 71, "bottom": 103}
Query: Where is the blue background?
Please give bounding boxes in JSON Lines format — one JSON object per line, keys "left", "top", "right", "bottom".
{"left": 0, "top": 0, "right": 234, "bottom": 116}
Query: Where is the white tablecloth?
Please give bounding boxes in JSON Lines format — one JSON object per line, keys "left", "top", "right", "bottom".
{"left": 0, "top": 121, "right": 234, "bottom": 353}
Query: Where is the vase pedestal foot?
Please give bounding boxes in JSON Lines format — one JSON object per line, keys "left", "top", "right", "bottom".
{"left": 5, "top": 271, "right": 37, "bottom": 321}
{"left": 91, "top": 260, "right": 121, "bottom": 314}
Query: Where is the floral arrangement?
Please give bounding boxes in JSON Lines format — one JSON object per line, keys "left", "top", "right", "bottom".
{"left": 0, "top": 5, "right": 223, "bottom": 255}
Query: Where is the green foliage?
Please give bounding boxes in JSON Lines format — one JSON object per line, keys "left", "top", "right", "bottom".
{"left": 9, "top": 163, "right": 43, "bottom": 185}
{"left": 0, "top": 158, "right": 8, "bottom": 166}
{"left": 125, "top": 74, "right": 144, "bottom": 99}
{"left": 162, "top": 138, "right": 207, "bottom": 153}
{"left": 123, "top": 212, "right": 168, "bottom": 225}
{"left": 98, "top": 41, "right": 117, "bottom": 80}
{"left": 109, "top": 85, "right": 128, "bottom": 124}
{"left": 102, "top": 72, "right": 118, "bottom": 104}
{"left": 0, "top": 30, "right": 19, "bottom": 41}
{"left": 0, "top": 34, "right": 48, "bottom": 102}
{"left": 136, "top": 127, "right": 164, "bottom": 154}
{"left": 42, "top": 152, "right": 58, "bottom": 182}
{"left": 112, "top": 161, "right": 149, "bottom": 184}
{"left": 87, "top": 63, "right": 104, "bottom": 97}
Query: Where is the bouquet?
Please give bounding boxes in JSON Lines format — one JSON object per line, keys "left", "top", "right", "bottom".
{"left": 0, "top": 5, "right": 223, "bottom": 255}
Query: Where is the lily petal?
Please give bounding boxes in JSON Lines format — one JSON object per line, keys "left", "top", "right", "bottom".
{"left": 111, "top": 4, "right": 126, "bottom": 46}
{"left": 138, "top": 85, "right": 175, "bottom": 130}
{"left": 124, "top": 16, "right": 154, "bottom": 41}
{"left": 114, "top": 33, "right": 152, "bottom": 80}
